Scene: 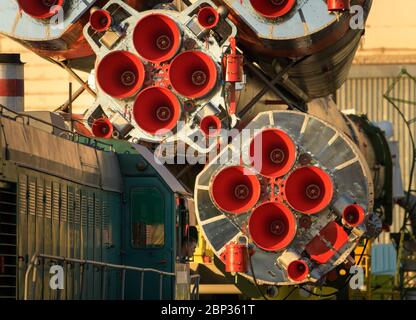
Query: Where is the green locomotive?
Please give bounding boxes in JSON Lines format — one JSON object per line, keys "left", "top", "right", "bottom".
{"left": 0, "top": 108, "right": 196, "bottom": 300}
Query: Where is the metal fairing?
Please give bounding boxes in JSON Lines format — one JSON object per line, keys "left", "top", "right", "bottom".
{"left": 0, "top": 0, "right": 98, "bottom": 61}
{"left": 217, "top": 0, "right": 373, "bottom": 100}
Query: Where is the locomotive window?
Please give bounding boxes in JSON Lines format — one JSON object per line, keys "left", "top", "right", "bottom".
{"left": 131, "top": 187, "right": 165, "bottom": 248}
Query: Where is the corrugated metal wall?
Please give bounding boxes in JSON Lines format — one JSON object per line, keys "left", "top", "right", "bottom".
{"left": 337, "top": 65, "right": 416, "bottom": 244}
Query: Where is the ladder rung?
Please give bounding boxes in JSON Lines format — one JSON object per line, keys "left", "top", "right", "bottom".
{"left": 0, "top": 201, "right": 16, "bottom": 206}
{"left": 0, "top": 190, "right": 16, "bottom": 195}
{"left": 0, "top": 211, "right": 16, "bottom": 216}
{"left": 0, "top": 222, "right": 16, "bottom": 226}
{"left": 0, "top": 189, "right": 16, "bottom": 195}
{"left": 0, "top": 233, "right": 16, "bottom": 237}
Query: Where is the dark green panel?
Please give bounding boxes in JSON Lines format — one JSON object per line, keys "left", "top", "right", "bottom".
{"left": 73, "top": 188, "right": 82, "bottom": 299}
{"left": 124, "top": 177, "right": 175, "bottom": 300}
{"left": 67, "top": 186, "right": 75, "bottom": 300}
{"left": 35, "top": 177, "right": 44, "bottom": 300}
{"left": 94, "top": 193, "right": 102, "bottom": 300}
{"left": 17, "top": 174, "right": 27, "bottom": 300}
{"left": 59, "top": 184, "right": 68, "bottom": 300}
{"left": 51, "top": 182, "right": 60, "bottom": 300}
{"left": 102, "top": 193, "right": 122, "bottom": 299}
{"left": 87, "top": 192, "right": 94, "bottom": 299}
{"left": 27, "top": 177, "right": 36, "bottom": 299}
{"left": 0, "top": 182, "right": 17, "bottom": 300}
{"left": 80, "top": 191, "right": 89, "bottom": 299}
{"left": 43, "top": 180, "right": 52, "bottom": 300}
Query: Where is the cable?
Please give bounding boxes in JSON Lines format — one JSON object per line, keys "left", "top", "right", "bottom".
{"left": 247, "top": 248, "right": 269, "bottom": 300}
{"left": 299, "top": 239, "right": 369, "bottom": 299}
{"left": 384, "top": 75, "right": 416, "bottom": 233}
{"left": 282, "top": 286, "right": 298, "bottom": 300}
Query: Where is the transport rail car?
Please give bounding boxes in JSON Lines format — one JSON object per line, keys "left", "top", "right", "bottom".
{"left": 0, "top": 108, "right": 195, "bottom": 300}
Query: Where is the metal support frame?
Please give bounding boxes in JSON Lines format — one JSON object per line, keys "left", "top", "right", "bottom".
{"left": 237, "top": 56, "right": 310, "bottom": 119}
{"left": 42, "top": 56, "right": 97, "bottom": 113}
{"left": 383, "top": 69, "right": 416, "bottom": 298}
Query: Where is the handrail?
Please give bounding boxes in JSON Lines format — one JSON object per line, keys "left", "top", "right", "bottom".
{"left": 0, "top": 104, "right": 114, "bottom": 152}
{"left": 24, "top": 253, "right": 200, "bottom": 300}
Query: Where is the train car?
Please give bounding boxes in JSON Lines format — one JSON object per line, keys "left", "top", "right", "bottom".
{"left": 0, "top": 107, "right": 196, "bottom": 300}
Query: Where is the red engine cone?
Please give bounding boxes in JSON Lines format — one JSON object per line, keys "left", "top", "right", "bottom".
{"left": 92, "top": 118, "right": 113, "bottom": 139}
{"left": 248, "top": 201, "right": 296, "bottom": 251}
{"left": 133, "top": 86, "right": 181, "bottom": 135}
{"left": 96, "top": 51, "right": 145, "bottom": 99}
{"left": 133, "top": 14, "right": 181, "bottom": 64}
{"left": 18, "top": 0, "right": 64, "bottom": 19}
{"left": 90, "top": 9, "right": 112, "bottom": 32}
{"left": 197, "top": 7, "right": 220, "bottom": 29}
{"left": 249, "top": 0, "right": 296, "bottom": 19}
{"left": 287, "top": 260, "right": 309, "bottom": 282}
{"left": 327, "top": 0, "right": 350, "bottom": 11}
{"left": 200, "top": 115, "right": 221, "bottom": 137}
{"left": 342, "top": 204, "right": 365, "bottom": 227}
{"left": 284, "top": 166, "right": 333, "bottom": 214}
{"left": 169, "top": 51, "right": 217, "bottom": 99}
{"left": 306, "top": 221, "right": 348, "bottom": 264}
{"left": 211, "top": 166, "right": 261, "bottom": 214}
{"left": 249, "top": 129, "right": 296, "bottom": 178}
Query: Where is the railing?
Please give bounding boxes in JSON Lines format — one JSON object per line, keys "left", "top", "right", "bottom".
{"left": 24, "top": 253, "right": 199, "bottom": 300}
{"left": 0, "top": 104, "right": 114, "bottom": 152}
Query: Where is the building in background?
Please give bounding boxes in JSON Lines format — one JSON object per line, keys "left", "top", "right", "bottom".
{"left": 336, "top": 0, "right": 416, "bottom": 243}
{"left": 0, "top": 36, "right": 94, "bottom": 114}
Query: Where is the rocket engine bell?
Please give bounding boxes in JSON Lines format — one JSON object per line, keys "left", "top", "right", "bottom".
{"left": 194, "top": 105, "right": 389, "bottom": 286}
{"left": 0, "top": 0, "right": 171, "bottom": 70}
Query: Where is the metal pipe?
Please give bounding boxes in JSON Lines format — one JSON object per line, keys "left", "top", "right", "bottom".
{"left": 159, "top": 274, "right": 163, "bottom": 300}
{"left": 102, "top": 267, "right": 107, "bottom": 300}
{"left": 140, "top": 272, "right": 145, "bottom": 300}
{"left": 121, "top": 269, "right": 126, "bottom": 300}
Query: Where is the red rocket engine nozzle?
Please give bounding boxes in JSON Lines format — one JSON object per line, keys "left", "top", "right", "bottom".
{"left": 306, "top": 221, "right": 348, "bottom": 264}
{"left": 249, "top": 0, "right": 296, "bottom": 19}
{"left": 133, "top": 86, "right": 181, "bottom": 135}
{"left": 169, "top": 51, "right": 218, "bottom": 99}
{"left": 91, "top": 118, "right": 113, "bottom": 139}
{"left": 96, "top": 51, "right": 145, "bottom": 99}
{"left": 249, "top": 129, "right": 296, "bottom": 178}
{"left": 287, "top": 260, "right": 309, "bottom": 282}
{"left": 200, "top": 115, "right": 221, "bottom": 137}
{"left": 284, "top": 166, "right": 333, "bottom": 214}
{"left": 327, "top": 0, "right": 351, "bottom": 12}
{"left": 197, "top": 6, "right": 220, "bottom": 29}
{"left": 90, "top": 9, "right": 112, "bottom": 33}
{"left": 248, "top": 201, "right": 296, "bottom": 251}
{"left": 133, "top": 14, "right": 181, "bottom": 64}
{"left": 211, "top": 166, "right": 261, "bottom": 214}
{"left": 17, "top": 0, "right": 64, "bottom": 19}
{"left": 342, "top": 204, "right": 365, "bottom": 227}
